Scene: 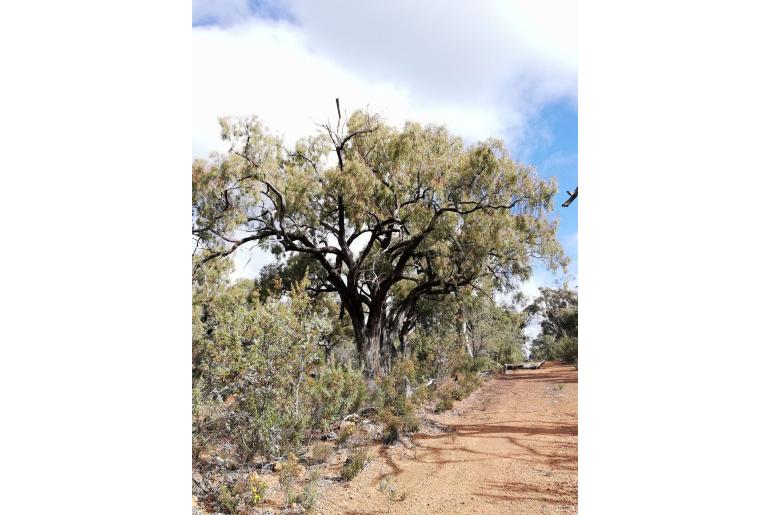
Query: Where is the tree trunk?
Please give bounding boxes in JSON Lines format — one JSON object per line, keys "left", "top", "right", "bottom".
{"left": 362, "top": 304, "right": 386, "bottom": 378}
{"left": 398, "top": 322, "right": 411, "bottom": 358}
{"left": 458, "top": 304, "right": 473, "bottom": 357}
{"left": 364, "top": 332, "right": 383, "bottom": 377}
{"left": 353, "top": 302, "right": 409, "bottom": 378}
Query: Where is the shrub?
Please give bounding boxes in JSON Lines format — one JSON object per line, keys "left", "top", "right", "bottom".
{"left": 379, "top": 405, "right": 421, "bottom": 445}
{"left": 193, "top": 279, "right": 327, "bottom": 461}
{"left": 246, "top": 473, "right": 268, "bottom": 506}
{"left": 433, "top": 372, "right": 479, "bottom": 410}
{"left": 192, "top": 432, "right": 208, "bottom": 461}
{"left": 381, "top": 411, "right": 402, "bottom": 444}
{"left": 410, "top": 383, "right": 433, "bottom": 405}
{"left": 293, "top": 470, "right": 320, "bottom": 511}
{"left": 218, "top": 485, "right": 238, "bottom": 515}
{"left": 378, "top": 478, "right": 399, "bottom": 501}
{"left": 470, "top": 355, "right": 499, "bottom": 373}
{"left": 402, "top": 412, "right": 420, "bottom": 433}
{"left": 371, "top": 358, "right": 417, "bottom": 416}
{"left": 277, "top": 453, "right": 305, "bottom": 506}
{"left": 553, "top": 335, "right": 578, "bottom": 364}
{"left": 309, "top": 362, "right": 366, "bottom": 431}
{"left": 337, "top": 422, "right": 355, "bottom": 445}
{"left": 434, "top": 396, "right": 453, "bottom": 413}
{"left": 450, "top": 386, "right": 464, "bottom": 401}
{"left": 448, "top": 349, "right": 474, "bottom": 376}
{"left": 457, "top": 373, "right": 480, "bottom": 397}
{"left": 307, "top": 442, "right": 334, "bottom": 464}
{"left": 341, "top": 448, "right": 368, "bottom": 481}
{"left": 216, "top": 474, "right": 268, "bottom": 514}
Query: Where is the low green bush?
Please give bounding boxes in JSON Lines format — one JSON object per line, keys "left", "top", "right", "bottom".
{"left": 216, "top": 473, "right": 268, "bottom": 514}
{"left": 402, "top": 412, "right": 420, "bottom": 433}
{"left": 380, "top": 410, "right": 401, "bottom": 444}
{"left": 554, "top": 335, "right": 578, "bottom": 364}
{"left": 290, "top": 470, "right": 319, "bottom": 511}
{"left": 193, "top": 279, "right": 326, "bottom": 461}
{"left": 380, "top": 407, "right": 421, "bottom": 444}
{"left": 378, "top": 478, "right": 402, "bottom": 501}
{"left": 218, "top": 484, "right": 238, "bottom": 515}
{"left": 341, "top": 448, "right": 368, "bottom": 481}
{"left": 434, "top": 396, "right": 453, "bottom": 413}
{"left": 309, "top": 362, "right": 366, "bottom": 431}
{"left": 373, "top": 358, "right": 418, "bottom": 416}
{"left": 470, "top": 355, "right": 499, "bottom": 373}
{"left": 277, "top": 453, "right": 305, "bottom": 506}
{"left": 337, "top": 422, "right": 355, "bottom": 445}
{"left": 307, "top": 442, "right": 334, "bottom": 464}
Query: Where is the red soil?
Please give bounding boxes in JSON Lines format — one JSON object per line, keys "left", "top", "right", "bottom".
{"left": 316, "top": 362, "right": 578, "bottom": 514}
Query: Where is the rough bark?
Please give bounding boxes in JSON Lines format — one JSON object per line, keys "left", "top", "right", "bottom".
{"left": 349, "top": 299, "right": 416, "bottom": 378}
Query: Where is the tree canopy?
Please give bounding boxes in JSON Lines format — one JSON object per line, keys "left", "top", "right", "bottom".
{"left": 526, "top": 285, "right": 578, "bottom": 363}
{"left": 193, "top": 103, "right": 567, "bottom": 376}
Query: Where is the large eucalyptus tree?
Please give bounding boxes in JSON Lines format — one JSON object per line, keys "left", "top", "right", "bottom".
{"left": 193, "top": 103, "right": 566, "bottom": 376}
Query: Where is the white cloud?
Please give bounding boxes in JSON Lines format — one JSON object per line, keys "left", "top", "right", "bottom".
{"left": 192, "top": 1, "right": 576, "bottom": 157}
{"left": 192, "top": 19, "right": 509, "bottom": 157}
{"left": 283, "top": 0, "right": 576, "bottom": 106}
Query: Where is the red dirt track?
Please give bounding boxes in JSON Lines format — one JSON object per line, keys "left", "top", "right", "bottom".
{"left": 317, "top": 362, "right": 578, "bottom": 514}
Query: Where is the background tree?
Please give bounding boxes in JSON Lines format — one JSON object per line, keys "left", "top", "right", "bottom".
{"left": 193, "top": 103, "right": 566, "bottom": 377}
{"left": 526, "top": 285, "right": 578, "bottom": 363}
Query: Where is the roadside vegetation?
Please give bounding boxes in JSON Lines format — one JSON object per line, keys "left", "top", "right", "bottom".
{"left": 191, "top": 105, "right": 577, "bottom": 513}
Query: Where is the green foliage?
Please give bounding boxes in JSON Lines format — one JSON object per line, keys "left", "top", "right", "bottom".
{"left": 192, "top": 276, "right": 329, "bottom": 459}
{"left": 527, "top": 285, "right": 578, "bottom": 363}
{"left": 218, "top": 484, "right": 237, "bottom": 515}
{"left": 434, "top": 395, "right": 454, "bottom": 413}
{"left": 277, "top": 454, "right": 319, "bottom": 510}
{"left": 246, "top": 474, "right": 268, "bottom": 506}
{"left": 337, "top": 422, "right": 355, "bottom": 445}
{"left": 411, "top": 292, "right": 525, "bottom": 378}
{"left": 367, "top": 358, "right": 424, "bottom": 444}
{"left": 430, "top": 369, "right": 480, "bottom": 414}
{"left": 381, "top": 412, "right": 401, "bottom": 445}
{"left": 531, "top": 334, "right": 557, "bottom": 361}
{"left": 454, "top": 373, "right": 481, "bottom": 400}
{"left": 378, "top": 478, "right": 405, "bottom": 502}
{"left": 553, "top": 335, "right": 578, "bottom": 364}
{"left": 309, "top": 362, "right": 366, "bottom": 431}
{"left": 253, "top": 254, "right": 323, "bottom": 301}
{"left": 307, "top": 442, "right": 334, "bottom": 465}
{"left": 277, "top": 453, "right": 306, "bottom": 507}
{"left": 216, "top": 473, "right": 268, "bottom": 514}
{"left": 373, "top": 358, "right": 417, "bottom": 415}
{"left": 471, "top": 355, "right": 501, "bottom": 373}
{"left": 341, "top": 448, "right": 369, "bottom": 481}
{"left": 294, "top": 470, "right": 320, "bottom": 511}
{"left": 532, "top": 332, "right": 577, "bottom": 363}
{"left": 193, "top": 106, "right": 567, "bottom": 377}
{"left": 379, "top": 408, "right": 419, "bottom": 444}
{"left": 402, "top": 412, "right": 421, "bottom": 433}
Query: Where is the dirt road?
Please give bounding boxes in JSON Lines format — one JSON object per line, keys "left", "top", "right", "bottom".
{"left": 317, "top": 362, "right": 578, "bottom": 514}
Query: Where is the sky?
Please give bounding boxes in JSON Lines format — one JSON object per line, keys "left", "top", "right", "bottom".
{"left": 192, "top": 0, "right": 578, "bottom": 332}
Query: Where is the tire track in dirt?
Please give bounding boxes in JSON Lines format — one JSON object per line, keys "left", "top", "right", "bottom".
{"left": 316, "top": 362, "right": 577, "bottom": 514}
